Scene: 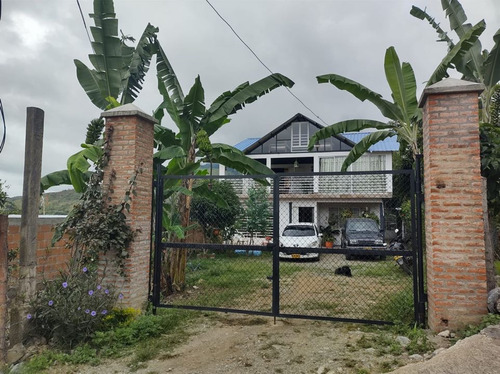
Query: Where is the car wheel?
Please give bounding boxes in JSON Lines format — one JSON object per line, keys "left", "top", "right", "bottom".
{"left": 345, "top": 254, "right": 352, "bottom": 261}
{"left": 379, "top": 255, "right": 386, "bottom": 261}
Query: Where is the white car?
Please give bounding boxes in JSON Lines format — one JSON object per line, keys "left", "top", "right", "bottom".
{"left": 279, "top": 223, "right": 321, "bottom": 261}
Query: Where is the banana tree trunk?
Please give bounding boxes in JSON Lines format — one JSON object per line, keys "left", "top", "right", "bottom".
{"left": 166, "top": 140, "right": 196, "bottom": 293}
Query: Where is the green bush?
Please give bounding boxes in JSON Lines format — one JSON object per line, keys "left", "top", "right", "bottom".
{"left": 28, "top": 266, "right": 119, "bottom": 348}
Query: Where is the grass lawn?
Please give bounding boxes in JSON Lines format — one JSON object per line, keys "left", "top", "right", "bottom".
{"left": 161, "top": 252, "right": 414, "bottom": 323}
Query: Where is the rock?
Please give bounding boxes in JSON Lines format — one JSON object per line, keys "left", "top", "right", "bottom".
{"left": 317, "top": 366, "right": 329, "bottom": 374}
{"left": 6, "top": 343, "right": 26, "bottom": 364}
{"left": 487, "top": 287, "right": 500, "bottom": 313}
{"left": 438, "top": 330, "right": 451, "bottom": 338}
{"left": 409, "top": 354, "right": 424, "bottom": 361}
{"left": 396, "top": 335, "right": 411, "bottom": 347}
{"left": 428, "top": 347, "right": 446, "bottom": 359}
{"left": 9, "top": 363, "right": 24, "bottom": 374}
{"left": 365, "top": 347, "right": 376, "bottom": 354}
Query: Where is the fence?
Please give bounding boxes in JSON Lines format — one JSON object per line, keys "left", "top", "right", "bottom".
{"left": 152, "top": 168, "right": 424, "bottom": 325}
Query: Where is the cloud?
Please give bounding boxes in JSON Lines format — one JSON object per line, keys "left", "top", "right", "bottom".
{"left": 0, "top": 0, "right": 498, "bottom": 196}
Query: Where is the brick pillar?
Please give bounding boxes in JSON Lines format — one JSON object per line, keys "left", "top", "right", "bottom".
{"left": 101, "top": 104, "right": 156, "bottom": 309}
{"left": 419, "top": 78, "right": 486, "bottom": 331}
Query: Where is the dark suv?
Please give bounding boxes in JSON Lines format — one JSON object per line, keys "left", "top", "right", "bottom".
{"left": 341, "top": 218, "right": 385, "bottom": 260}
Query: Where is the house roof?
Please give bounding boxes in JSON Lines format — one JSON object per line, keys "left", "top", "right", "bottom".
{"left": 342, "top": 133, "right": 399, "bottom": 152}
{"left": 240, "top": 113, "right": 355, "bottom": 153}
{"left": 234, "top": 113, "right": 399, "bottom": 152}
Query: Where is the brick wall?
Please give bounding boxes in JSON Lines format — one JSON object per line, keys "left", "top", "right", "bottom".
{"left": 101, "top": 104, "right": 156, "bottom": 309}
{"left": 6, "top": 215, "right": 70, "bottom": 285}
{"left": 420, "top": 78, "right": 487, "bottom": 331}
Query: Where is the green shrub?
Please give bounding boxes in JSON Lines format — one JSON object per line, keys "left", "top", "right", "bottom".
{"left": 28, "top": 266, "right": 119, "bottom": 348}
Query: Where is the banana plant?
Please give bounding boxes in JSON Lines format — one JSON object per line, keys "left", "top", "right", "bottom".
{"left": 74, "top": 0, "right": 158, "bottom": 110}
{"left": 308, "top": 47, "right": 421, "bottom": 172}
{"left": 42, "top": 0, "right": 158, "bottom": 193}
{"left": 153, "top": 41, "right": 294, "bottom": 291}
{"left": 411, "top": 0, "right": 499, "bottom": 121}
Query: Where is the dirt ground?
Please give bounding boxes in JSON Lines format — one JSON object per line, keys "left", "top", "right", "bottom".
{"left": 57, "top": 313, "right": 448, "bottom": 374}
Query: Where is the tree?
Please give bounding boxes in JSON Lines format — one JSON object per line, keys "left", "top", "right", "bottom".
{"left": 410, "top": 0, "right": 498, "bottom": 121}
{"left": 243, "top": 186, "right": 271, "bottom": 243}
{"left": 191, "top": 181, "right": 242, "bottom": 242}
{"left": 411, "top": 0, "right": 500, "bottom": 273}
{"left": 153, "top": 44, "right": 294, "bottom": 291}
{"left": 41, "top": 0, "right": 158, "bottom": 193}
{"left": 308, "top": 47, "right": 422, "bottom": 171}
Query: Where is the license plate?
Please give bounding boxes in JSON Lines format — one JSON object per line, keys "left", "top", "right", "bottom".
{"left": 292, "top": 254, "right": 301, "bottom": 259}
{"left": 363, "top": 247, "right": 372, "bottom": 250}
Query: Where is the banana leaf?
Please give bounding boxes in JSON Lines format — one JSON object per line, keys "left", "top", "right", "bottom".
{"left": 384, "top": 47, "right": 418, "bottom": 123}
{"left": 483, "top": 29, "right": 500, "bottom": 89}
{"left": 308, "top": 119, "right": 391, "bottom": 151}
{"left": 121, "top": 23, "right": 159, "bottom": 104}
{"left": 317, "top": 74, "right": 403, "bottom": 122}
{"left": 204, "top": 73, "right": 294, "bottom": 135}
{"left": 427, "top": 20, "right": 486, "bottom": 86}
{"left": 340, "top": 130, "right": 396, "bottom": 172}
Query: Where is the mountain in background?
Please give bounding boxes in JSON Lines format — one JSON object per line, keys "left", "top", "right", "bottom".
{"left": 7, "top": 189, "right": 81, "bottom": 215}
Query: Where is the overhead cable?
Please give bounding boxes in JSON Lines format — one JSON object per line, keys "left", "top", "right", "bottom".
{"left": 204, "top": 0, "right": 329, "bottom": 126}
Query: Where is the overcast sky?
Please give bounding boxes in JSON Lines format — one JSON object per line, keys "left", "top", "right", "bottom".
{"left": 1, "top": 0, "right": 499, "bottom": 197}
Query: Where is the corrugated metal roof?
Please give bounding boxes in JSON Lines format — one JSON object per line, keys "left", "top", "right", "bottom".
{"left": 234, "top": 138, "right": 260, "bottom": 151}
{"left": 234, "top": 133, "right": 399, "bottom": 152}
{"left": 342, "top": 133, "right": 399, "bottom": 152}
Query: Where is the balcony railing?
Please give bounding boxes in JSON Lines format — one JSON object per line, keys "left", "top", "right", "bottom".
{"left": 224, "top": 173, "right": 392, "bottom": 197}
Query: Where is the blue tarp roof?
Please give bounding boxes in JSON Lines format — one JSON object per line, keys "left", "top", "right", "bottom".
{"left": 234, "top": 133, "right": 399, "bottom": 152}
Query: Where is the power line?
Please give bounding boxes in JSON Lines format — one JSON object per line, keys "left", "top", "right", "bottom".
{"left": 0, "top": 99, "right": 6, "bottom": 154}
{"left": 76, "top": 0, "right": 93, "bottom": 49}
{"left": 204, "top": 0, "right": 329, "bottom": 126}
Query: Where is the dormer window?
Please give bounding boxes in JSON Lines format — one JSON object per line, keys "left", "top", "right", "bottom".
{"left": 291, "top": 121, "right": 309, "bottom": 151}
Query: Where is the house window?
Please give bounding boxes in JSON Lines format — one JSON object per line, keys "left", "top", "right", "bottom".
{"left": 298, "top": 207, "right": 314, "bottom": 223}
{"left": 319, "top": 155, "right": 387, "bottom": 194}
{"left": 291, "top": 122, "right": 309, "bottom": 151}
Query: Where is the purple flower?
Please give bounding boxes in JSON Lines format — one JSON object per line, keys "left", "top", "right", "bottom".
{"left": 48, "top": 300, "right": 54, "bottom": 306}
{"left": 91, "top": 311, "right": 97, "bottom": 317}
{"left": 62, "top": 282, "right": 68, "bottom": 288}
{"left": 118, "top": 293, "right": 124, "bottom": 299}
{"left": 97, "top": 285, "right": 102, "bottom": 290}
{"left": 88, "top": 290, "right": 94, "bottom": 296}
{"left": 77, "top": 307, "right": 81, "bottom": 311}
{"left": 85, "top": 309, "right": 90, "bottom": 314}
{"left": 104, "top": 289, "right": 109, "bottom": 295}
{"left": 82, "top": 267, "right": 88, "bottom": 273}
{"left": 26, "top": 314, "right": 32, "bottom": 320}
{"left": 101, "top": 310, "right": 107, "bottom": 315}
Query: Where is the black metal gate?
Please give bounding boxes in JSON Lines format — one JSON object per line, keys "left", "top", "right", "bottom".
{"left": 151, "top": 163, "right": 425, "bottom": 325}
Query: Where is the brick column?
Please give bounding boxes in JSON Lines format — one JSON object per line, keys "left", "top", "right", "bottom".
{"left": 419, "top": 78, "right": 486, "bottom": 331}
{"left": 101, "top": 104, "right": 156, "bottom": 309}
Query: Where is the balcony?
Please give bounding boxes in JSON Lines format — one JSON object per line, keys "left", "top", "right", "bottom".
{"left": 225, "top": 173, "right": 393, "bottom": 198}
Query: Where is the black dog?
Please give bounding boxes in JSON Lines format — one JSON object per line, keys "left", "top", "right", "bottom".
{"left": 334, "top": 266, "right": 352, "bottom": 277}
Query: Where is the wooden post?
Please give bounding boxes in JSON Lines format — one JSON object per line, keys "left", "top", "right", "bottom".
{"left": 0, "top": 215, "right": 8, "bottom": 364}
{"left": 9, "top": 107, "right": 44, "bottom": 346}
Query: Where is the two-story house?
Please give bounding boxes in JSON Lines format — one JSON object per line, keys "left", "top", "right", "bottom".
{"left": 219, "top": 113, "right": 399, "bottom": 238}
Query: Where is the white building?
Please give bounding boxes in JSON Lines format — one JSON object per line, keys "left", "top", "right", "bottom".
{"left": 219, "top": 113, "right": 399, "bottom": 236}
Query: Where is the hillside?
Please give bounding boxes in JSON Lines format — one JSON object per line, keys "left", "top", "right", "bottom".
{"left": 8, "top": 189, "right": 81, "bottom": 215}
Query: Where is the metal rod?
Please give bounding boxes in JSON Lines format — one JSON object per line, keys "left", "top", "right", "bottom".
{"left": 272, "top": 175, "right": 280, "bottom": 318}
{"left": 415, "top": 154, "right": 426, "bottom": 325}
{"left": 152, "top": 163, "right": 164, "bottom": 308}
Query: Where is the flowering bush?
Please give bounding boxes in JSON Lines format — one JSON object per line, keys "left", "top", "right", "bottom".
{"left": 28, "top": 266, "right": 121, "bottom": 348}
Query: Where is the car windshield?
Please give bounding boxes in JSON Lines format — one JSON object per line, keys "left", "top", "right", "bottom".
{"left": 283, "top": 226, "right": 315, "bottom": 237}
{"left": 346, "top": 220, "right": 379, "bottom": 233}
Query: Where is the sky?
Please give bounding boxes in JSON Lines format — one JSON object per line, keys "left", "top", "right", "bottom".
{"left": 0, "top": 0, "right": 499, "bottom": 197}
